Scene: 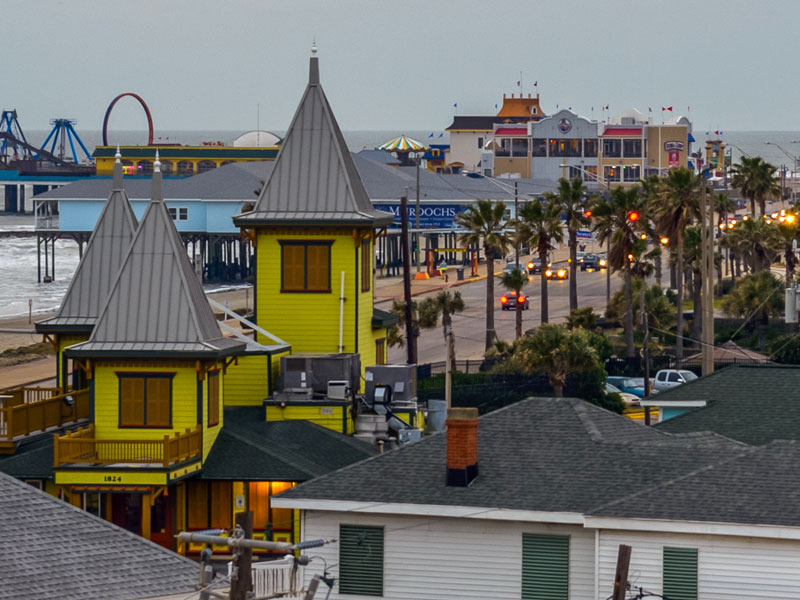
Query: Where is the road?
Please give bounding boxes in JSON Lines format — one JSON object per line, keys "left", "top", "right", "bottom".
{"left": 388, "top": 264, "right": 626, "bottom": 364}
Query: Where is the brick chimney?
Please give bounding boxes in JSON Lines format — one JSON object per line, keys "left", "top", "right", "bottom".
{"left": 446, "top": 407, "right": 479, "bottom": 487}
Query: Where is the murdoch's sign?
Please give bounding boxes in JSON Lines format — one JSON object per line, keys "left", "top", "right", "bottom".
{"left": 664, "top": 141, "right": 685, "bottom": 152}
{"left": 374, "top": 204, "right": 466, "bottom": 229}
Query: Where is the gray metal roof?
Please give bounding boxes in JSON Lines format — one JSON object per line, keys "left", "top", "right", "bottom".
{"left": 37, "top": 160, "right": 137, "bottom": 332}
{"left": 68, "top": 169, "right": 245, "bottom": 358}
{"left": 234, "top": 55, "right": 394, "bottom": 228}
{"left": 0, "top": 470, "right": 198, "bottom": 600}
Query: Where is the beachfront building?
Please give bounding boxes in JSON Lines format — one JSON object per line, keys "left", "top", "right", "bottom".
{"left": 35, "top": 151, "right": 138, "bottom": 390}
{"left": 446, "top": 93, "right": 544, "bottom": 172}
{"left": 598, "top": 109, "right": 692, "bottom": 187}
{"left": 233, "top": 50, "right": 396, "bottom": 372}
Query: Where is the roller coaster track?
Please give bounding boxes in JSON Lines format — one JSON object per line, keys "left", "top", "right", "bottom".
{"left": 0, "top": 132, "right": 70, "bottom": 166}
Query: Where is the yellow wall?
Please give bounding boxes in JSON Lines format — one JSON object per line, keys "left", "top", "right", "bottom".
{"left": 265, "top": 403, "right": 351, "bottom": 434}
{"left": 57, "top": 334, "right": 88, "bottom": 388}
{"left": 223, "top": 351, "right": 289, "bottom": 406}
{"left": 92, "top": 360, "right": 222, "bottom": 461}
{"left": 646, "top": 125, "right": 689, "bottom": 171}
{"left": 255, "top": 228, "right": 378, "bottom": 368}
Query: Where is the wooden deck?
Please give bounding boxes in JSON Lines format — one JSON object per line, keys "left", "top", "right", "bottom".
{"left": 0, "top": 387, "right": 89, "bottom": 453}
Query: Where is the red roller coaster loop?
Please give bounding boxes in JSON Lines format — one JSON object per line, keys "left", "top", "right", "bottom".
{"left": 102, "top": 93, "right": 154, "bottom": 146}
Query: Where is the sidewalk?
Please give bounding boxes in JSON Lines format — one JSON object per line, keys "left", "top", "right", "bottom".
{"left": 374, "top": 245, "right": 576, "bottom": 305}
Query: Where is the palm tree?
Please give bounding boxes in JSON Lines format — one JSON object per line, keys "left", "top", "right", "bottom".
{"left": 516, "top": 197, "right": 564, "bottom": 325}
{"left": 683, "top": 225, "right": 705, "bottom": 342}
{"left": 386, "top": 299, "right": 419, "bottom": 350}
{"left": 727, "top": 217, "right": 781, "bottom": 273}
{"left": 731, "top": 156, "right": 780, "bottom": 217}
{"left": 456, "top": 199, "right": 510, "bottom": 350}
{"left": 606, "top": 279, "right": 675, "bottom": 336}
{"left": 640, "top": 175, "right": 666, "bottom": 286}
{"left": 591, "top": 186, "right": 647, "bottom": 357}
{"left": 776, "top": 220, "right": 800, "bottom": 283}
{"left": 555, "top": 177, "right": 590, "bottom": 312}
{"left": 652, "top": 167, "right": 702, "bottom": 360}
{"left": 418, "top": 291, "right": 465, "bottom": 408}
{"left": 714, "top": 192, "right": 736, "bottom": 229}
{"left": 519, "top": 323, "right": 600, "bottom": 397}
{"left": 722, "top": 270, "right": 784, "bottom": 328}
{"left": 500, "top": 267, "right": 527, "bottom": 339}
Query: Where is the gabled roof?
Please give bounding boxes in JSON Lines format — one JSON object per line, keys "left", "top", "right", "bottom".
{"left": 37, "top": 156, "right": 137, "bottom": 333}
{"left": 234, "top": 54, "right": 393, "bottom": 228}
{"left": 67, "top": 163, "right": 245, "bottom": 359}
{"left": 277, "top": 397, "right": 745, "bottom": 514}
{"left": 655, "top": 364, "right": 800, "bottom": 445}
{"left": 202, "top": 407, "right": 377, "bottom": 481}
{"left": 0, "top": 470, "right": 198, "bottom": 600}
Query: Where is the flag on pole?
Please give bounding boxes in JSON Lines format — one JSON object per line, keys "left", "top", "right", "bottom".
{"left": 495, "top": 103, "right": 498, "bottom": 109}
{"left": 438, "top": 133, "right": 443, "bottom": 138}
{"left": 517, "top": 80, "right": 520, "bottom": 87}
{"left": 534, "top": 81, "right": 538, "bottom": 87}
{"left": 428, "top": 132, "right": 433, "bottom": 138}
{"left": 453, "top": 103, "right": 458, "bottom": 108}
{"left": 605, "top": 105, "right": 609, "bottom": 110}
{"left": 648, "top": 107, "right": 652, "bottom": 112}
{"left": 662, "top": 106, "right": 673, "bottom": 112}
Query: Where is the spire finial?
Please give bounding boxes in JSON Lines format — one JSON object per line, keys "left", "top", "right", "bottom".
{"left": 309, "top": 41, "right": 320, "bottom": 85}
{"left": 115, "top": 145, "right": 121, "bottom": 162}
{"left": 311, "top": 39, "right": 317, "bottom": 55}
{"left": 154, "top": 149, "right": 161, "bottom": 173}
{"left": 112, "top": 145, "right": 124, "bottom": 189}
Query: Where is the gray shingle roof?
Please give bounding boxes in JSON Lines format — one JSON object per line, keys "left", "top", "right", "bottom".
{"left": 67, "top": 169, "right": 245, "bottom": 359}
{"left": 234, "top": 56, "right": 394, "bottom": 228}
{"left": 202, "top": 407, "right": 377, "bottom": 481}
{"left": 655, "top": 364, "right": 800, "bottom": 445}
{"left": 278, "top": 397, "right": 746, "bottom": 515}
{"left": 37, "top": 160, "right": 137, "bottom": 332}
{"left": 591, "top": 440, "right": 800, "bottom": 527}
{"left": 0, "top": 470, "right": 198, "bottom": 600}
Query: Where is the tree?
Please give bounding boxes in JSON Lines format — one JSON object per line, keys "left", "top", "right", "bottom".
{"left": 555, "top": 177, "right": 590, "bottom": 312}
{"left": 730, "top": 156, "right": 780, "bottom": 217}
{"left": 457, "top": 199, "right": 510, "bottom": 350}
{"left": 516, "top": 197, "right": 564, "bottom": 325}
{"left": 776, "top": 220, "right": 800, "bottom": 283}
{"left": 652, "top": 167, "right": 702, "bottom": 359}
{"left": 418, "top": 291, "right": 466, "bottom": 408}
{"left": 519, "top": 323, "right": 600, "bottom": 397}
{"left": 722, "top": 270, "right": 784, "bottom": 327}
{"left": 727, "top": 217, "right": 780, "bottom": 273}
{"left": 500, "top": 267, "right": 527, "bottom": 339}
{"left": 386, "top": 299, "right": 419, "bottom": 350}
{"left": 606, "top": 280, "right": 676, "bottom": 338}
{"left": 566, "top": 307, "right": 600, "bottom": 330}
{"left": 591, "top": 186, "right": 648, "bottom": 357}
{"left": 640, "top": 175, "right": 667, "bottom": 286}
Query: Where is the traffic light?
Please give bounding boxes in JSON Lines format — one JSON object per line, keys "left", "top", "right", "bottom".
{"left": 627, "top": 210, "right": 641, "bottom": 223}
{"left": 584, "top": 209, "right": 593, "bottom": 218}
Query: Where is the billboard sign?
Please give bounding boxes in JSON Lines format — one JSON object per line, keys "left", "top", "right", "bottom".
{"left": 373, "top": 203, "right": 467, "bottom": 229}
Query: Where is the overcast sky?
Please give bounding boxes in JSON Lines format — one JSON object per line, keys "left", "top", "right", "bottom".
{"left": 6, "top": 0, "right": 798, "bottom": 135}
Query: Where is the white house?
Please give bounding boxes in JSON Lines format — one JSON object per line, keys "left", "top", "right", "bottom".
{"left": 274, "top": 398, "right": 800, "bottom": 600}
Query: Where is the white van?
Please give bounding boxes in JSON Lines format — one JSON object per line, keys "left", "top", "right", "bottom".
{"left": 654, "top": 369, "right": 698, "bottom": 392}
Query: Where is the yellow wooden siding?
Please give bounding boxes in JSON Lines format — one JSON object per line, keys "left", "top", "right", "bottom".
{"left": 255, "top": 230, "right": 379, "bottom": 371}
{"left": 264, "top": 403, "right": 351, "bottom": 434}
{"left": 93, "top": 362, "right": 200, "bottom": 442}
{"left": 202, "top": 369, "right": 224, "bottom": 461}
{"left": 224, "top": 354, "right": 271, "bottom": 406}
{"left": 57, "top": 334, "right": 88, "bottom": 388}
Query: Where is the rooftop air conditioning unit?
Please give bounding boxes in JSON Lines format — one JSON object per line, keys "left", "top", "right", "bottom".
{"left": 311, "top": 354, "right": 361, "bottom": 396}
{"left": 365, "top": 364, "right": 417, "bottom": 407}
{"left": 281, "top": 355, "right": 315, "bottom": 390}
{"left": 327, "top": 380, "right": 349, "bottom": 400}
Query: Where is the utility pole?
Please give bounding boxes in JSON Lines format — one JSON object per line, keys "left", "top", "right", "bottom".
{"left": 700, "top": 180, "right": 715, "bottom": 376}
{"left": 611, "top": 544, "right": 632, "bottom": 600}
{"left": 401, "top": 193, "right": 417, "bottom": 364}
{"left": 514, "top": 181, "right": 520, "bottom": 266}
{"left": 415, "top": 154, "right": 422, "bottom": 273}
{"left": 641, "top": 286, "right": 651, "bottom": 426}
{"left": 229, "top": 511, "right": 253, "bottom": 600}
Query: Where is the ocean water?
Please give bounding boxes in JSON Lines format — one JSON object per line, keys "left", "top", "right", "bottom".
{"left": 0, "top": 129, "right": 797, "bottom": 319}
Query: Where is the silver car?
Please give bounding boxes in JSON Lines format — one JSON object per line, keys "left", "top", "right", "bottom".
{"left": 653, "top": 369, "right": 698, "bottom": 392}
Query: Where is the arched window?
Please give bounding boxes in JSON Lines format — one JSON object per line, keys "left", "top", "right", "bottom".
{"left": 197, "top": 160, "right": 217, "bottom": 173}
{"left": 177, "top": 160, "right": 194, "bottom": 175}
{"left": 138, "top": 160, "right": 153, "bottom": 175}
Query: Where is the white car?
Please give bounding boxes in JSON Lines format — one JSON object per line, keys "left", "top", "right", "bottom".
{"left": 653, "top": 369, "right": 698, "bottom": 392}
{"left": 605, "top": 383, "right": 640, "bottom": 407}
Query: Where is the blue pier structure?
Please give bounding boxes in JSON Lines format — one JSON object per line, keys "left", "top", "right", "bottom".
{"left": 37, "top": 118, "right": 93, "bottom": 164}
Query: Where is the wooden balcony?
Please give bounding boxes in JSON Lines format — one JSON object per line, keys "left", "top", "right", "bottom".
{"left": 0, "top": 387, "right": 89, "bottom": 453}
{"left": 53, "top": 425, "right": 202, "bottom": 468}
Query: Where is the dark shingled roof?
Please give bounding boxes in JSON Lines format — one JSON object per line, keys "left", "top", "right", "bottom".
{"left": 0, "top": 470, "right": 198, "bottom": 600}
{"left": 592, "top": 440, "right": 800, "bottom": 527}
{"left": 655, "top": 364, "right": 800, "bottom": 445}
{"left": 278, "top": 397, "right": 746, "bottom": 514}
{"left": 0, "top": 437, "right": 55, "bottom": 479}
{"left": 202, "top": 407, "right": 377, "bottom": 481}
{"left": 67, "top": 166, "right": 245, "bottom": 359}
{"left": 235, "top": 55, "right": 393, "bottom": 228}
{"left": 36, "top": 158, "right": 137, "bottom": 333}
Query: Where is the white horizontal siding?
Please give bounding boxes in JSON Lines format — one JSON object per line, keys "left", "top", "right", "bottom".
{"left": 300, "top": 510, "right": 595, "bottom": 600}
{"left": 599, "top": 530, "right": 800, "bottom": 600}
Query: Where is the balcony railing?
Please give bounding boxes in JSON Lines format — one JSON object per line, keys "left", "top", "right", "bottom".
{"left": 53, "top": 425, "right": 202, "bottom": 468}
{"left": 0, "top": 388, "right": 89, "bottom": 447}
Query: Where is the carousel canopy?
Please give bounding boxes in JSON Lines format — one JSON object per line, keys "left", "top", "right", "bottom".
{"left": 378, "top": 135, "right": 428, "bottom": 152}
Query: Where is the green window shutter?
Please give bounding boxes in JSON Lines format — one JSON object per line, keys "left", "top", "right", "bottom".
{"left": 339, "top": 524, "right": 384, "bottom": 596}
{"left": 663, "top": 546, "right": 698, "bottom": 600}
{"left": 522, "top": 533, "right": 569, "bottom": 600}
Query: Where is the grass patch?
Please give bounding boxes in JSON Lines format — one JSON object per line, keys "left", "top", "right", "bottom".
{"left": 1, "top": 342, "right": 55, "bottom": 357}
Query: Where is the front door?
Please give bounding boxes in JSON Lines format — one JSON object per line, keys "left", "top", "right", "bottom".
{"left": 150, "top": 492, "right": 173, "bottom": 549}
{"left": 111, "top": 493, "right": 142, "bottom": 536}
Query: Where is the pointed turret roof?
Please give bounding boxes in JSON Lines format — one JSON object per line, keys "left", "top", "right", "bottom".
{"left": 234, "top": 50, "right": 393, "bottom": 228}
{"left": 37, "top": 149, "right": 138, "bottom": 333}
{"left": 67, "top": 157, "right": 244, "bottom": 358}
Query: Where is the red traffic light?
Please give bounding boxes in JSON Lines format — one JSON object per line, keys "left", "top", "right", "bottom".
{"left": 627, "top": 210, "right": 641, "bottom": 222}
{"left": 584, "top": 210, "right": 593, "bottom": 218}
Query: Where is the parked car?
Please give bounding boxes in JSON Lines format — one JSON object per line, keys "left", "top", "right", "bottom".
{"left": 605, "top": 383, "right": 640, "bottom": 407}
{"left": 607, "top": 376, "right": 647, "bottom": 399}
{"left": 503, "top": 262, "right": 528, "bottom": 277}
{"left": 653, "top": 369, "right": 698, "bottom": 392}
{"left": 500, "top": 289, "right": 529, "bottom": 310}
{"left": 544, "top": 266, "right": 568, "bottom": 280}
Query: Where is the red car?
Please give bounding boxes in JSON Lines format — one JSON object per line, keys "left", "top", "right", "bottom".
{"left": 500, "top": 290, "right": 530, "bottom": 310}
